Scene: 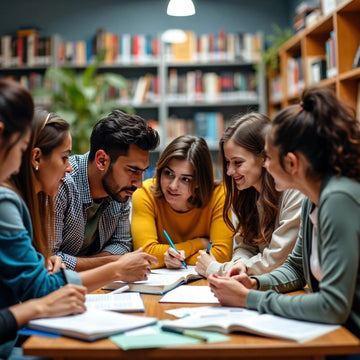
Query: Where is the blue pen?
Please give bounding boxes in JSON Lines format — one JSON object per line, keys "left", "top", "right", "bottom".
{"left": 163, "top": 229, "right": 188, "bottom": 269}
{"left": 206, "top": 240, "right": 213, "bottom": 254}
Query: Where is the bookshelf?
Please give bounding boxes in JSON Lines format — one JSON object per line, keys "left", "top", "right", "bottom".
{"left": 0, "top": 29, "right": 266, "bottom": 156}
{"left": 267, "top": 0, "right": 360, "bottom": 120}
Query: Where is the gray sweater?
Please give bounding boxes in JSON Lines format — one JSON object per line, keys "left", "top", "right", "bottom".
{"left": 247, "top": 176, "right": 360, "bottom": 338}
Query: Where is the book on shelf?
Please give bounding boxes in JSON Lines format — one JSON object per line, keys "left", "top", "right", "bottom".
{"left": 85, "top": 291, "right": 145, "bottom": 312}
{"left": 305, "top": 55, "right": 327, "bottom": 85}
{"left": 325, "top": 31, "right": 337, "bottom": 78}
{"left": 352, "top": 41, "right": 360, "bottom": 69}
{"left": 27, "top": 309, "right": 157, "bottom": 342}
{"left": 194, "top": 112, "right": 224, "bottom": 147}
{"left": 162, "top": 308, "right": 340, "bottom": 343}
{"left": 103, "top": 266, "right": 202, "bottom": 295}
{"left": 132, "top": 73, "right": 152, "bottom": 104}
{"left": 171, "top": 30, "right": 196, "bottom": 62}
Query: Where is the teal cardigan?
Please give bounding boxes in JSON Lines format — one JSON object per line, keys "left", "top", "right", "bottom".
{"left": 0, "top": 186, "right": 81, "bottom": 358}
{"left": 247, "top": 176, "right": 360, "bottom": 338}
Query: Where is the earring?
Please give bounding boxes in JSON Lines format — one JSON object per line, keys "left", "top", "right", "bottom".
{"left": 35, "top": 165, "right": 39, "bottom": 171}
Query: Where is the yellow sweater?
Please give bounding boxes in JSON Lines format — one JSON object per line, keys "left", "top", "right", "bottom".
{"left": 131, "top": 178, "right": 233, "bottom": 268}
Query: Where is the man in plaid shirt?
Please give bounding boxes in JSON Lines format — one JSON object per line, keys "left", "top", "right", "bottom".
{"left": 54, "top": 110, "right": 160, "bottom": 271}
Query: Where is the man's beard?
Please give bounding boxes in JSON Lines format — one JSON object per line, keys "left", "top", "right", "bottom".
{"left": 102, "top": 166, "right": 137, "bottom": 202}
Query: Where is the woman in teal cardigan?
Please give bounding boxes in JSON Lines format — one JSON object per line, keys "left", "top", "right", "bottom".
{"left": 208, "top": 86, "right": 360, "bottom": 355}
{"left": 0, "top": 80, "right": 157, "bottom": 358}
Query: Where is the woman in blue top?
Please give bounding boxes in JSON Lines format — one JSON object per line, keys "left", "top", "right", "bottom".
{"left": 0, "top": 79, "right": 86, "bottom": 357}
{"left": 208, "top": 86, "right": 360, "bottom": 357}
{"left": 0, "top": 80, "right": 157, "bottom": 358}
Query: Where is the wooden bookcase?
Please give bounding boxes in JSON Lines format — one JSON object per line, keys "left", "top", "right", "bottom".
{"left": 268, "top": 0, "right": 360, "bottom": 118}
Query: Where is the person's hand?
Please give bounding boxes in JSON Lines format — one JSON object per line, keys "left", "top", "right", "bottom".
{"left": 164, "top": 247, "right": 186, "bottom": 269}
{"left": 231, "top": 272, "right": 258, "bottom": 289}
{"left": 47, "top": 255, "right": 66, "bottom": 274}
{"left": 35, "top": 284, "right": 87, "bottom": 318}
{"left": 207, "top": 274, "right": 249, "bottom": 307}
{"left": 116, "top": 248, "right": 158, "bottom": 282}
{"left": 195, "top": 250, "right": 215, "bottom": 277}
{"left": 225, "top": 262, "right": 247, "bottom": 278}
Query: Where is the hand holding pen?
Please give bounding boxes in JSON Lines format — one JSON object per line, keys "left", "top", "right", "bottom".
{"left": 195, "top": 241, "right": 214, "bottom": 277}
{"left": 163, "top": 229, "right": 188, "bottom": 269}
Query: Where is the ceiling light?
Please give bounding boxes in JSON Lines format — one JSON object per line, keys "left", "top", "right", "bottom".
{"left": 167, "top": 0, "right": 196, "bottom": 16}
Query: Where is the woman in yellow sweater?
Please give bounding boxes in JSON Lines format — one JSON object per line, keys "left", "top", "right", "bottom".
{"left": 131, "top": 135, "right": 233, "bottom": 268}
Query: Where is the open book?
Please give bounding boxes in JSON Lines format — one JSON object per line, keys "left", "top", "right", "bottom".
{"left": 103, "top": 266, "right": 202, "bottom": 295}
{"left": 27, "top": 309, "right": 157, "bottom": 342}
{"left": 85, "top": 292, "right": 145, "bottom": 312}
{"left": 161, "top": 308, "right": 340, "bottom": 343}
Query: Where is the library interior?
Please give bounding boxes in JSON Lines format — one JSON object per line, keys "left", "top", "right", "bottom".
{"left": 0, "top": 0, "right": 360, "bottom": 359}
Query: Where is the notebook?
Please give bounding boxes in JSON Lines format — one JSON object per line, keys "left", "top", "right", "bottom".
{"left": 27, "top": 309, "right": 157, "bottom": 341}
{"left": 161, "top": 309, "right": 340, "bottom": 343}
{"left": 103, "top": 266, "right": 202, "bottom": 295}
{"left": 85, "top": 292, "right": 145, "bottom": 312}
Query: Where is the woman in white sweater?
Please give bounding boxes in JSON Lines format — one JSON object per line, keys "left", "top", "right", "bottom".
{"left": 196, "top": 112, "right": 303, "bottom": 277}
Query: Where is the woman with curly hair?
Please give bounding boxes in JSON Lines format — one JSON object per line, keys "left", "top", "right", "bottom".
{"left": 196, "top": 112, "right": 303, "bottom": 277}
{"left": 208, "top": 86, "right": 360, "bottom": 349}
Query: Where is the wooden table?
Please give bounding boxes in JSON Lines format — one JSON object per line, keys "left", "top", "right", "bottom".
{"left": 23, "top": 280, "right": 360, "bottom": 360}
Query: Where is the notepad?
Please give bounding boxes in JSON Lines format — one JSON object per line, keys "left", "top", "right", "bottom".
{"left": 103, "top": 266, "right": 202, "bottom": 295}
{"left": 27, "top": 309, "right": 157, "bottom": 342}
{"left": 161, "top": 309, "right": 340, "bottom": 343}
{"left": 159, "top": 285, "right": 219, "bottom": 303}
{"left": 85, "top": 292, "right": 145, "bottom": 312}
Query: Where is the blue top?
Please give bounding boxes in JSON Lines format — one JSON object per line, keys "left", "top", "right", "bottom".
{"left": 0, "top": 186, "right": 81, "bottom": 358}
{"left": 54, "top": 153, "right": 133, "bottom": 270}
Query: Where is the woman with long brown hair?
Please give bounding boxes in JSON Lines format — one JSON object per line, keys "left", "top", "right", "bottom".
{"left": 196, "top": 112, "right": 303, "bottom": 277}
{"left": 132, "top": 134, "right": 233, "bottom": 268}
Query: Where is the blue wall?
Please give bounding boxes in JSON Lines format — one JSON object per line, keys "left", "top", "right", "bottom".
{"left": 0, "top": 0, "right": 301, "bottom": 45}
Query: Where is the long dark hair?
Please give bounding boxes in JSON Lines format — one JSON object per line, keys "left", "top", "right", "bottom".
{"left": 268, "top": 86, "right": 360, "bottom": 181}
{"left": 11, "top": 109, "right": 70, "bottom": 261}
{"left": 0, "top": 79, "right": 34, "bottom": 158}
{"left": 220, "top": 112, "right": 280, "bottom": 245}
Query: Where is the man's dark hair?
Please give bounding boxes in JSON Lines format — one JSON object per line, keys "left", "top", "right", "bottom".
{"left": 88, "top": 110, "right": 160, "bottom": 162}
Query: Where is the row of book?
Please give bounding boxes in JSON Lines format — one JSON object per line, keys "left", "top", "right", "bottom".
{"left": 0, "top": 28, "right": 262, "bottom": 69}
{"left": 286, "top": 31, "right": 337, "bottom": 97}
{"left": 4, "top": 68, "right": 257, "bottom": 108}
{"left": 167, "top": 69, "right": 257, "bottom": 104}
{"left": 165, "top": 30, "right": 262, "bottom": 64}
{"left": 167, "top": 112, "right": 225, "bottom": 148}
{"left": 287, "top": 56, "right": 304, "bottom": 96}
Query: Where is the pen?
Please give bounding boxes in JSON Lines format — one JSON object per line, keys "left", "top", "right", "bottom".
{"left": 161, "top": 325, "right": 207, "bottom": 342}
{"left": 110, "top": 285, "right": 130, "bottom": 295}
{"left": 163, "top": 229, "right": 188, "bottom": 269}
{"left": 206, "top": 240, "right": 213, "bottom": 254}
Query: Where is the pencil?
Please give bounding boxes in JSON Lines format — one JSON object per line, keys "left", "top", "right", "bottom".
{"left": 206, "top": 240, "right": 213, "bottom": 254}
{"left": 161, "top": 325, "right": 207, "bottom": 342}
{"left": 163, "top": 229, "right": 188, "bottom": 269}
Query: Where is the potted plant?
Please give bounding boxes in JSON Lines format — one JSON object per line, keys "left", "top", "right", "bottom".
{"left": 262, "top": 24, "right": 294, "bottom": 74}
{"left": 32, "top": 50, "right": 132, "bottom": 154}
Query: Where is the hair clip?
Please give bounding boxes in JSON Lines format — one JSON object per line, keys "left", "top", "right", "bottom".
{"left": 39, "top": 113, "right": 51, "bottom": 132}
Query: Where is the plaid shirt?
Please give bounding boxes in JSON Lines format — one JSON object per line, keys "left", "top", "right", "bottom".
{"left": 54, "top": 153, "right": 132, "bottom": 270}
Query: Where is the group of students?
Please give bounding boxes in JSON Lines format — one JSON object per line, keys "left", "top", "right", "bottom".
{"left": 0, "top": 77, "right": 359, "bottom": 359}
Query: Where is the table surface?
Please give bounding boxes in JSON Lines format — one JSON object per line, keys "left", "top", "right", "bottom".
{"left": 23, "top": 279, "right": 360, "bottom": 360}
